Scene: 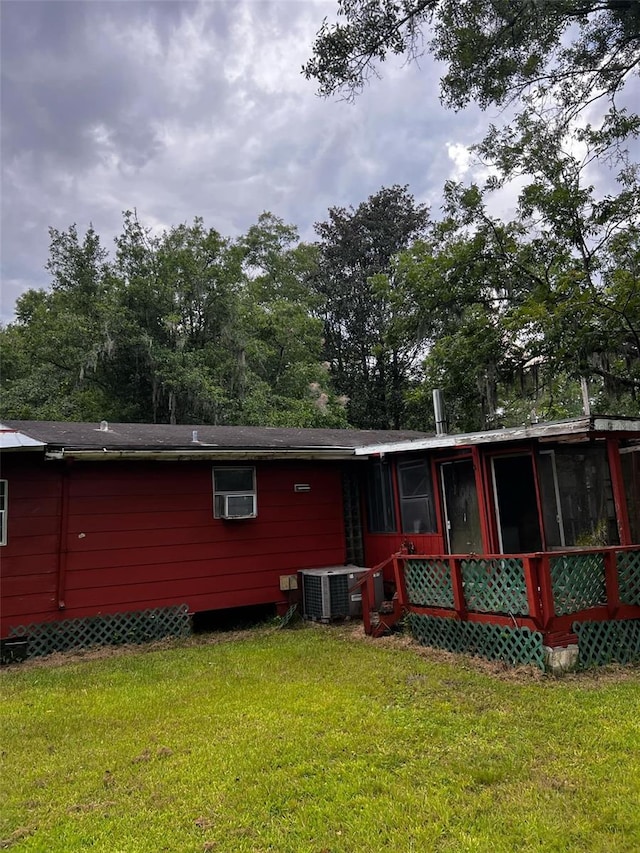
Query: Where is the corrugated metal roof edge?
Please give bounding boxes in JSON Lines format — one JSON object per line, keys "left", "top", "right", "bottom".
{"left": 353, "top": 416, "right": 640, "bottom": 456}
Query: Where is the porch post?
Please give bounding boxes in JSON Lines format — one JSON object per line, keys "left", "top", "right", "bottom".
{"left": 450, "top": 557, "right": 467, "bottom": 618}
{"left": 393, "top": 554, "right": 408, "bottom": 607}
{"left": 471, "top": 446, "right": 492, "bottom": 554}
{"left": 537, "top": 553, "right": 555, "bottom": 630}
{"left": 522, "top": 555, "right": 543, "bottom": 628}
{"left": 604, "top": 549, "right": 621, "bottom": 618}
{"left": 607, "top": 438, "right": 631, "bottom": 545}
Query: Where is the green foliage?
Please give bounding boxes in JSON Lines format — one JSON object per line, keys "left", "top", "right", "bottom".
{"left": 1, "top": 628, "right": 639, "bottom": 852}
{"left": 0, "top": 212, "right": 344, "bottom": 428}
{"left": 304, "top": 0, "right": 640, "bottom": 125}
{"left": 312, "top": 185, "right": 431, "bottom": 428}
{"left": 2, "top": 163, "right": 638, "bottom": 432}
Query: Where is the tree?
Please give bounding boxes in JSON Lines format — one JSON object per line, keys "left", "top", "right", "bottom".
{"left": 311, "top": 185, "right": 431, "bottom": 428}
{"left": 396, "top": 113, "right": 640, "bottom": 429}
{"left": 0, "top": 212, "right": 350, "bottom": 428}
{"left": 304, "top": 1, "right": 640, "bottom": 125}
{"left": 0, "top": 224, "right": 128, "bottom": 421}
{"left": 237, "top": 213, "right": 349, "bottom": 427}
{"left": 476, "top": 109, "right": 640, "bottom": 411}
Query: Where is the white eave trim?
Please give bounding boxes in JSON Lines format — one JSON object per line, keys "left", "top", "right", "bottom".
{"left": 45, "top": 448, "right": 360, "bottom": 462}
{"left": 353, "top": 416, "right": 640, "bottom": 457}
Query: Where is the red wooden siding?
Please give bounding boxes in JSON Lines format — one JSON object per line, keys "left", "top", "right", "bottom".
{"left": 0, "top": 456, "right": 347, "bottom": 637}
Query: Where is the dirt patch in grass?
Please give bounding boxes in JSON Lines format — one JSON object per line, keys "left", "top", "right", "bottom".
{"left": 0, "top": 626, "right": 272, "bottom": 672}
{"left": 0, "top": 825, "right": 37, "bottom": 849}
{"left": 327, "top": 619, "right": 640, "bottom": 685}
{"left": 2, "top": 619, "right": 639, "bottom": 686}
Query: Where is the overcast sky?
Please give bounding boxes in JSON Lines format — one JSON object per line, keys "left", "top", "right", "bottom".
{"left": 1, "top": 1, "right": 637, "bottom": 325}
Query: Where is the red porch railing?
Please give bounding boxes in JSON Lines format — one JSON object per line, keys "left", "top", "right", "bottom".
{"left": 355, "top": 545, "right": 640, "bottom": 644}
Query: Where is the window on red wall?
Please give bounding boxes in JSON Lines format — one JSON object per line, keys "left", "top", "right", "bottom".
{"left": 398, "top": 461, "right": 437, "bottom": 534}
{"left": 366, "top": 461, "right": 396, "bottom": 532}
{"left": 213, "top": 467, "right": 257, "bottom": 519}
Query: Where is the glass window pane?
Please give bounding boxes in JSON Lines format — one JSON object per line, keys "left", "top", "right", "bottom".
{"left": 555, "top": 447, "right": 618, "bottom": 546}
{"left": 366, "top": 462, "right": 396, "bottom": 533}
{"left": 620, "top": 448, "right": 640, "bottom": 543}
{"left": 214, "top": 468, "right": 254, "bottom": 492}
{"left": 399, "top": 461, "right": 436, "bottom": 533}
{"left": 399, "top": 464, "right": 428, "bottom": 497}
{"left": 536, "top": 452, "right": 563, "bottom": 548}
{"left": 401, "top": 498, "right": 435, "bottom": 534}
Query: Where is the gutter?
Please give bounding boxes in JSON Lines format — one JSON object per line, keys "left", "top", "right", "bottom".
{"left": 45, "top": 448, "right": 361, "bottom": 462}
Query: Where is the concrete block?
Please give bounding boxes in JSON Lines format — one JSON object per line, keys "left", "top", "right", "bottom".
{"left": 544, "top": 644, "right": 579, "bottom": 675}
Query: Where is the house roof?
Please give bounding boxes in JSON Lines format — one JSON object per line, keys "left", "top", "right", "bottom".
{"left": 0, "top": 425, "right": 47, "bottom": 451}
{"left": 0, "top": 420, "right": 431, "bottom": 461}
{"left": 2, "top": 416, "right": 638, "bottom": 463}
{"left": 353, "top": 415, "right": 640, "bottom": 456}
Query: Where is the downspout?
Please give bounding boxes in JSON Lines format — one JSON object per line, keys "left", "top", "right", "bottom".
{"left": 56, "top": 464, "right": 71, "bottom": 610}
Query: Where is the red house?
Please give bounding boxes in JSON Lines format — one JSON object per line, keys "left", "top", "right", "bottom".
{"left": 0, "top": 420, "right": 425, "bottom": 656}
{"left": 1, "top": 416, "right": 639, "bottom": 670}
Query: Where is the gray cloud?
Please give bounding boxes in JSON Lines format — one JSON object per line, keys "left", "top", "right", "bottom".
{"left": 2, "top": 0, "right": 637, "bottom": 323}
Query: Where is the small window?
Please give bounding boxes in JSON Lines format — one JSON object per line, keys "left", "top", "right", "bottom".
{"left": 0, "top": 480, "right": 7, "bottom": 545}
{"left": 366, "top": 461, "right": 396, "bottom": 533}
{"left": 213, "top": 467, "right": 256, "bottom": 519}
{"left": 398, "top": 461, "right": 437, "bottom": 534}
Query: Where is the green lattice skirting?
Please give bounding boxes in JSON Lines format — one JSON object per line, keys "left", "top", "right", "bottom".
{"left": 409, "top": 614, "right": 545, "bottom": 670}
{"left": 405, "top": 557, "right": 530, "bottom": 615}
{"left": 550, "top": 553, "right": 606, "bottom": 615}
{"left": 7, "top": 605, "right": 191, "bottom": 659}
{"left": 462, "top": 558, "right": 529, "bottom": 615}
{"left": 573, "top": 619, "right": 640, "bottom": 667}
{"left": 617, "top": 551, "right": 640, "bottom": 606}
{"left": 405, "top": 559, "right": 454, "bottom": 608}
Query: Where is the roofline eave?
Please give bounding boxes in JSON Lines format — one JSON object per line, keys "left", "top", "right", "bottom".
{"left": 44, "top": 448, "right": 361, "bottom": 462}
{"left": 353, "top": 416, "right": 640, "bottom": 457}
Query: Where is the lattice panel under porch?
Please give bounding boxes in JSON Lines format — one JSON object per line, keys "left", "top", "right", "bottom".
{"left": 404, "top": 559, "right": 455, "bottom": 608}
{"left": 573, "top": 619, "right": 640, "bottom": 667}
{"left": 8, "top": 605, "right": 191, "bottom": 659}
{"left": 461, "top": 558, "right": 529, "bottom": 615}
{"left": 550, "top": 553, "right": 606, "bottom": 615}
{"left": 409, "top": 613, "right": 545, "bottom": 670}
{"left": 617, "top": 550, "right": 640, "bottom": 606}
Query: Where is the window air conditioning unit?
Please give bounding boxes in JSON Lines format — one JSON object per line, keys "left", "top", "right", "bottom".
{"left": 299, "top": 566, "right": 384, "bottom": 622}
{"left": 220, "top": 494, "right": 256, "bottom": 519}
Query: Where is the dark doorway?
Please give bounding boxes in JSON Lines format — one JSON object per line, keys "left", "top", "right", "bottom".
{"left": 491, "top": 455, "right": 542, "bottom": 553}
{"left": 440, "top": 460, "right": 483, "bottom": 554}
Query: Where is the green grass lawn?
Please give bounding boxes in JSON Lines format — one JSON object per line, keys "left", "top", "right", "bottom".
{"left": 1, "top": 624, "right": 639, "bottom": 852}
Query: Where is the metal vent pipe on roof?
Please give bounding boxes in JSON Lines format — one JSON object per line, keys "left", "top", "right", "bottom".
{"left": 99, "top": 420, "right": 109, "bottom": 432}
{"left": 432, "top": 389, "right": 447, "bottom": 436}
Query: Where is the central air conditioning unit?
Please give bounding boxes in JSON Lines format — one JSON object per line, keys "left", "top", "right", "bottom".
{"left": 220, "top": 494, "right": 256, "bottom": 519}
{"left": 299, "top": 566, "right": 384, "bottom": 622}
